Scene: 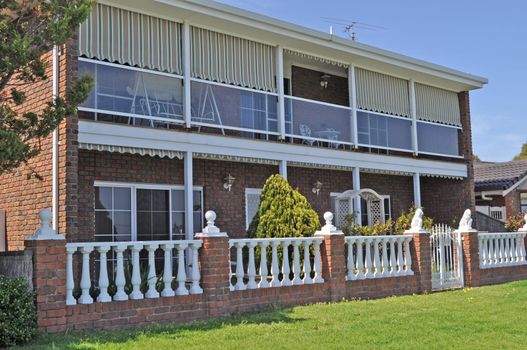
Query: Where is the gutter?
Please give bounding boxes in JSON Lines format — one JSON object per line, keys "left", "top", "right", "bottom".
{"left": 52, "top": 45, "right": 59, "bottom": 230}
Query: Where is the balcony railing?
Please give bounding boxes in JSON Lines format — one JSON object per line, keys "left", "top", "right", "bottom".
{"left": 79, "top": 58, "right": 462, "bottom": 158}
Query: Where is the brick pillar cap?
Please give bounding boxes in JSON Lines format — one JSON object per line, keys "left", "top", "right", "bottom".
{"left": 195, "top": 210, "right": 229, "bottom": 238}
{"left": 404, "top": 229, "right": 429, "bottom": 235}
{"left": 315, "top": 212, "right": 344, "bottom": 236}
{"left": 26, "top": 209, "right": 65, "bottom": 241}
{"left": 454, "top": 229, "right": 478, "bottom": 234}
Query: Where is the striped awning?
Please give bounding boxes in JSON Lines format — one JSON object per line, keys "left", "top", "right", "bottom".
{"left": 79, "top": 4, "right": 182, "bottom": 75}
{"left": 79, "top": 143, "right": 184, "bottom": 160}
{"left": 190, "top": 26, "right": 276, "bottom": 92}
{"left": 284, "top": 49, "right": 349, "bottom": 68}
{"left": 415, "top": 83, "right": 461, "bottom": 127}
{"left": 356, "top": 68, "right": 411, "bottom": 118}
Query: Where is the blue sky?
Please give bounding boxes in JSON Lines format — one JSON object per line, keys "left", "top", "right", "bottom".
{"left": 218, "top": 0, "right": 527, "bottom": 162}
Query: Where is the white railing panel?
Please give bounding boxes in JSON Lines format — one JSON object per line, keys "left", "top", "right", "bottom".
{"left": 478, "top": 232, "right": 527, "bottom": 269}
{"left": 345, "top": 235, "right": 413, "bottom": 280}
{"left": 228, "top": 237, "right": 325, "bottom": 290}
{"left": 65, "top": 240, "right": 202, "bottom": 305}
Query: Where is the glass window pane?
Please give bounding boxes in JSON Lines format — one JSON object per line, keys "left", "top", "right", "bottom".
{"left": 136, "top": 211, "right": 151, "bottom": 240}
{"left": 95, "top": 187, "right": 112, "bottom": 210}
{"left": 95, "top": 211, "right": 113, "bottom": 235}
{"left": 152, "top": 190, "right": 169, "bottom": 211}
{"left": 193, "top": 212, "right": 202, "bottom": 233}
{"left": 172, "top": 212, "right": 185, "bottom": 240}
{"left": 136, "top": 189, "right": 151, "bottom": 211}
{"left": 193, "top": 190, "right": 202, "bottom": 210}
{"left": 417, "top": 122, "right": 459, "bottom": 156}
{"left": 152, "top": 212, "right": 169, "bottom": 237}
{"left": 113, "top": 188, "right": 131, "bottom": 210}
{"left": 113, "top": 212, "right": 131, "bottom": 237}
{"left": 171, "top": 190, "right": 185, "bottom": 211}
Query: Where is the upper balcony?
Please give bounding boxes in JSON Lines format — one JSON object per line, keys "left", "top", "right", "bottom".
{"left": 77, "top": 3, "right": 469, "bottom": 161}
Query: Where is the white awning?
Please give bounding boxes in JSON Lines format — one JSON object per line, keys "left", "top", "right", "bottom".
{"left": 79, "top": 143, "right": 184, "bottom": 160}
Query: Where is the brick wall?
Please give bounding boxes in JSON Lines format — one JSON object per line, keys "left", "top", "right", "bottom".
{"left": 291, "top": 66, "right": 349, "bottom": 106}
{"left": 505, "top": 190, "right": 521, "bottom": 217}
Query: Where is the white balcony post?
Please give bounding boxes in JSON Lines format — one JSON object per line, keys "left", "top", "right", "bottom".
{"left": 409, "top": 79, "right": 418, "bottom": 155}
{"left": 96, "top": 245, "right": 112, "bottom": 302}
{"left": 114, "top": 243, "right": 128, "bottom": 301}
{"left": 246, "top": 241, "right": 258, "bottom": 289}
{"left": 184, "top": 151, "right": 194, "bottom": 241}
{"left": 302, "top": 239, "right": 313, "bottom": 284}
{"left": 234, "top": 242, "right": 246, "bottom": 291}
{"left": 276, "top": 45, "right": 285, "bottom": 140}
{"left": 281, "top": 240, "right": 292, "bottom": 286}
{"left": 161, "top": 243, "right": 175, "bottom": 297}
{"left": 183, "top": 21, "right": 191, "bottom": 128}
{"left": 66, "top": 246, "right": 77, "bottom": 305}
{"left": 78, "top": 246, "right": 93, "bottom": 304}
{"left": 145, "top": 244, "right": 160, "bottom": 298}
{"left": 130, "top": 244, "right": 144, "bottom": 300}
{"left": 279, "top": 160, "right": 288, "bottom": 180}
{"left": 413, "top": 173, "right": 422, "bottom": 208}
{"left": 258, "top": 241, "right": 270, "bottom": 288}
{"left": 189, "top": 241, "right": 203, "bottom": 294}
{"left": 349, "top": 64, "right": 358, "bottom": 148}
{"left": 313, "top": 239, "right": 324, "bottom": 283}
{"left": 292, "top": 240, "right": 302, "bottom": 284}
{"left": 270, "top": 240, "right": 281, "bottom": 287}
{"left": 175, "top": 243, "right": 189, "bottom": 295}
{"left": 352, "top": 167, "right": 362, "bottom": 225}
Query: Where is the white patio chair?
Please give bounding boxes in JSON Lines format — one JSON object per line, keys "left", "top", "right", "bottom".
{"left": 299, "top": 124, "right": 316, "bottom": 146}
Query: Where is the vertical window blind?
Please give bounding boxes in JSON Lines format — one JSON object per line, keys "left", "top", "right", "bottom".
{"left": 78, "top": 4, "right": 183, "bottom": 75}
{"left": 190, "top": 26, "right": 276, "bottom": 92}
{"left": 355, "top": 68, "right": 411, "bottom": 118}
{"left": 415, "top": 83, "right": 461, "bottom": 127}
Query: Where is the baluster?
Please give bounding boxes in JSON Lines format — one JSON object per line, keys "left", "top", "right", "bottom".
{"left": 229, "top": 241, "right": 234, "bottom": 291}
{"left": 66, "top": 245, "right": 77, "bottom": 305}
{"left": 396, "top": 237, "right": 404, "bottom": 274}
{"left": 144, "top": 244, "right": 159, "bottom": 298}
{"left": 481, "top": 238, "right": 488, "bottom": 266}
{"left": 504, "top": 235, "right": 511, "bottom": 264}
{"left": 356, "top": 238, "right": 365, "bottom": 279}
{"left": 514, "top": 237, "right": 521, "bottom": 263}
{"left": 313, "top": 239, "right": 324, "bottom": 283}
{"left": 490, "top": 238, "right": 497, "bottom": 266}
{"left": 292, "top": 240, "right": 303, "bottom": 284}
{"left": 364, "top": 238, "right": 373, "bottom": 278}
{"left": 389, "top": 237, "right": 396, "bottom": 275}
{"left": 519, "top": 235, "right": 527, "bottom": 262}
{"left": 281, "top": 240, "right": 292, "bottom": 286}
{"left": 114, "top": 243, "right": 128, "bottom": 301}
{"left": 303, "top": 239, "right": 313, "bottom": 284}
{"left": 346, "top": 239, "right": 356, "bottom": 280}
{"left": 234, "top": 242, "right": 246, "bottom": 291}
{"left": 381, "top": 238, "right": 389, "bottom": 277}
{"left": 78, "top": 246, "right": 93, "bottom": 304}
{"left": 499, "top": 236, "right": 505, "bottom": 264}
{"left": 246, "top": 242, "right": 258, "bottom": 289}
{"left": 189, "top": 242, "right": 203, "bottom": 294}
{"left": 511, "top": 236, "right": 517, "bottom": 263}
{"left": 175, "top": 243, "right": 189, "bottom": 295}
{"left": 160, "top": 244, "right": 175, "bottom": 297}
{"left": 404, "top": 237, "right": 413, "bottom": 274}
{"left": 258, "top": 241, "right": 270, "bottom": 288}
{"left": 130, "top": 244, "right": 144, "bottom": 300}
{"left": 96, "top": 245, "right": 111, "bottom": 302}
{"left": 270, "top": 240, "right": 281, "bottom": 287}
{"left": 372, "top": 238, "right": 380, "bottom": 278}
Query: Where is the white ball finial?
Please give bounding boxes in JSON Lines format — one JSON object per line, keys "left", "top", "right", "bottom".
{"left": 26, "top": 208, "right": 64, "bottom": 240}
{"left": 205, "top": 210, "right": 216, "bottom": 225}
{"left": 39, "top": 208, "right": 52, "bottom": 226}
{"left": 324, "top": 211, "right": 334, "bottom": 226}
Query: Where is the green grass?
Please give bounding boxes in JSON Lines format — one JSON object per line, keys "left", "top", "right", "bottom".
{"left": 16, "top": 281, "right": 527, "bottom": 350}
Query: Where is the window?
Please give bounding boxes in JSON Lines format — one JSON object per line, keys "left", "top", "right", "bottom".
{"left": 245, "top": 188, "right": 262, "bottom": 230}
{"left": 417, "top": 122, "right": 459, "bottom": 156}
{"left": 521, "top": 193, "right": 527, "bottom": 213}
{"left": 240, "top": 92, "right": 277, "bottom": 138}
{"left": 357, "top": 111, "right": 412, "bottom": 151}
{"left": 94, "top": 183, "right": 203, "bottom": 242}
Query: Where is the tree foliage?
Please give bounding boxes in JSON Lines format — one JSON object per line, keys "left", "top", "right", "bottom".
{"left": 248, "top": 174, "right": 320, "bottom": 238}
{"left": 513, "top": 143, "right": 527, "bottom": 161}
{"left": 0, "top": 0, "right": 94, "bottom": 176}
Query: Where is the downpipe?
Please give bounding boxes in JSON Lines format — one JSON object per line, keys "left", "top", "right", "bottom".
{"left": 52, "top": 45, "right": 59, "bottom": 230}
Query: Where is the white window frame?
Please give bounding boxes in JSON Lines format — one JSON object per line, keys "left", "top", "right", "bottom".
{"left": 94, "top": 181, "right": 203, "bottom": 241}
{"left": 330, "top": 192, "right": 391, "bottom": 227}
{"left": 245, "top": 188, "right": 262, "bottom": 230}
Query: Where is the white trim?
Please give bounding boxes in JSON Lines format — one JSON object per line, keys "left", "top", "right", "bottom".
{"left": 352, "top": 167, "right": 361, "bottom": 225}
{"left": 191, "top": 122, "right": 280, "bottom": 136}
{"left": 417, "top": 119, "right": 463, "bottom": 130}
{"left": 286, "top": 95, "right": 351, "bottom": 111}
{"left": 413, "top": 173, "right": 421, "bottom": 207}
{"left": 189, "top": 77, "right": 279, "bottom": 96}
{"left": 184, "top": 151, "right": 194, "bottom": 240}
{"left": 357, "top": 108, "right": 412, "bottom": 121}
{"left": 418, "top": 151, "right": 464, "bottom": 159}
{"left": 279, "top": 160, "right": 287, "bottom": 180}
{"left": 245, "top": 188, "right": 262, "bottom": 230}
{"left": 79, "top": 57, "right": 185, "bottom": 79}
{"left": 52, "top": 45, "right": 59, "bottom": 230}
{"left": 78, "top": 107, "right": 186, "bottom": 125}
{"left": 502, "top": 175, "right": 527, "bottom": 197}
{"left": 183, "top": 21, "right": 192, "bottom": 128}
{"left": 79, "top": 120, "right": 468, "bottom": 178}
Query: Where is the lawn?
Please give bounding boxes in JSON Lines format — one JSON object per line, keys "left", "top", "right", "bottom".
{"left": 17, "top": 281, "right": 527, "bottom": 350}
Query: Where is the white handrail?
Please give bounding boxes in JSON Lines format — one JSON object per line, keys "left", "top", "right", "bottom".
{"left": 228, "top": 237, "right": 325, "bottom": 290}
{"left": 345, "top": 235, "right": 413, "bottom": 280}
{"left": 65, "top": 240, "right": 202, "bottom": 305}
{"left": 478, "top": 232, "right": 527, "bottom": 268}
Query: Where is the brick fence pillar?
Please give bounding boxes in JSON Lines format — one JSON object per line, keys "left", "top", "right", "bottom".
{"left": 460, "top": 228, "right": 480, "bottom": 287}
{"left": 24, "top": 209, "right": 67, "bottom": 333}
{"left": 315, "top": 212, "right": 346, "bottom": 302}
{"left": 404, "top": 228, "right": 432, "bottom": 293}
{"left": 195, "top": 211, "right": 231, "bottom": 318}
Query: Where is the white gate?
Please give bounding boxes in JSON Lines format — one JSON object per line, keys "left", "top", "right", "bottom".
{"left": 430, "top": 224, "right": 464, "bottom": 290}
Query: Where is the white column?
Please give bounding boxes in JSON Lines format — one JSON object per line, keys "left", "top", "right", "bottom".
{"left": 409, "top": 79, "right": 418, "bottom": 155}
{"left": 276, "top": 45, "right": 285, "bottom": 140}
{"left": 413, "top": 173, "right": 421, "bottom": 208}
{"left": 349, "top": 64, "right": 358, "bottom": 148}
{"left": 184, "top": 151, "right": 194, "bottom": 240}
{"left": 352, "top": 167, "right": 361, "bottom": 225}
{"left": 279, "top": 160, "right": 287, "bottom": 180}
{"left": 183, "top": 21, "right": 191, "bottom": 128}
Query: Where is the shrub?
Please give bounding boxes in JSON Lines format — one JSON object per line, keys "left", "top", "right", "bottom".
{"left": 248, "top": 174, "right": 320, "bottom": 238}
{"left": 505, "top": 213, "right": 525, "bottom": 232}
{"left": 0, "top": 276, "right": 37, "bottom": 347}
{"left": 392, "top": 207, "right": 433, "bottom": 235}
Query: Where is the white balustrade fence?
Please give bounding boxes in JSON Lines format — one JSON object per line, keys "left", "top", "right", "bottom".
{"left": 479, "top": 232, "right": 527, "bottom": 268}
{"left": 345, "top": 235, "right": 413, "bottom": 280}
{"left": 66, "top": 240, "right": 202, "bottom": 305}
{"left": 229, "top": 237, "right": 324, "bottom": 291}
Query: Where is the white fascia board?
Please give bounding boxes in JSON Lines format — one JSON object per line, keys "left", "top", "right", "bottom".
{"left": 502, "top": 175, "right": 527, "bottom": 197}
{"left": 153, "top": 0, "right": 487, "bottom": 89}
{"left": 79, "top": 121, "right": 468, "bottom": 178}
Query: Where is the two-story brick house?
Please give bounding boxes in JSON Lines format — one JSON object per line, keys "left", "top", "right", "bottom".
{"left": 0, "top": 0, "right": 487, "bottom": 251}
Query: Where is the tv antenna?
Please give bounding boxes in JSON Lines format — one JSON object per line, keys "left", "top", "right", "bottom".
{"left": 322, "top": 17, "right": 386, "bottom": 41}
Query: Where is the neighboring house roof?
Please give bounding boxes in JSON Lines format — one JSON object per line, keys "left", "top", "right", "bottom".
{"left": 474, "top": 160, "right": 527, "bottom": 192}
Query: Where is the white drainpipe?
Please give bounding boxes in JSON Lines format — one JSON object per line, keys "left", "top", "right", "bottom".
{"left": 52, "top": 45, "right": 59, "bottom": 230}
